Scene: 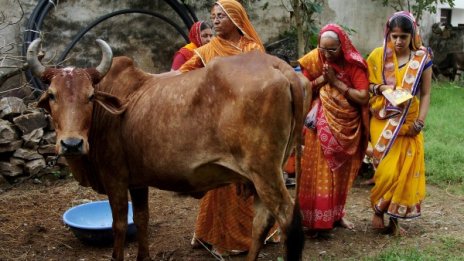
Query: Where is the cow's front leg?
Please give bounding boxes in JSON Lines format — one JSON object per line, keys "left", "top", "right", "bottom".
{"left": 129, "top": 187, "right": 151, "bottom": 261}
{"left": 108, "top": 189, "right": 129, "bottom": 261}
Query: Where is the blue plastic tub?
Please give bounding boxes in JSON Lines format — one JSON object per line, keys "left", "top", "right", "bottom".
{"left": 63, "top": 200, "right": 136, "bottom": 245}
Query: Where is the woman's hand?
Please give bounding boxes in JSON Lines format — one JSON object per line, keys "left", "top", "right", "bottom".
{"left": 322, "top": 63, "right": 337, "bottom": 84}
{"left": 404, "top": 119, "right": 424, "bottom": 136}
{"left": 405, "top": 125, "right": 420, "bottom": 136}
{"left": 310, "top": 75, "right": 327, "bottom": 91}
{"left": 379, "top": 84, "right": 395, "bottom": 93}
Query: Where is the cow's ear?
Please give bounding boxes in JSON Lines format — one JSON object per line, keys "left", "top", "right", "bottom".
{"left": 94, "top": 91, "right": 127, "bottom": 115}
{"left": 37, "top": 91, "right": 51, "bottom": 112}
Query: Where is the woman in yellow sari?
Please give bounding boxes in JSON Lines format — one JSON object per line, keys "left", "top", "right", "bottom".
{"left": 367, "top": 11, "right": 432, "bottom": 235}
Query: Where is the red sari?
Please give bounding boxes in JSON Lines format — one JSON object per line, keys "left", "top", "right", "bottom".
{"left": 298, "top": 24, "right": 369, "bottom": 229}
{"left": 171, "top": 21, "right": 204, "bottom": 70}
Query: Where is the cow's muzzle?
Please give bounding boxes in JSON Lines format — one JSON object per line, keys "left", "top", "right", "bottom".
{"left": 60, "top": 138, "right": 84, "bottom": 155}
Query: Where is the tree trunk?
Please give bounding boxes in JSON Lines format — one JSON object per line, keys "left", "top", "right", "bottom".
{"left": 293, "top": 0, "right": 305, "bottom": 58}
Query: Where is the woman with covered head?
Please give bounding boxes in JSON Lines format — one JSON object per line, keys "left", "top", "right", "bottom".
{"left": 180, "top": 0, "right": 277, "bottom": 257}
{"left": 367, "top": 11, "right": 432, "bottom": 236}
{"left": 171, "top": 21, "right": 212, "bottom": 70}
{"left": 297, "top": 24, "right": 370, "bottom": 234}
{"left": 179, "top": 0, "right": 264, "bottom": 72}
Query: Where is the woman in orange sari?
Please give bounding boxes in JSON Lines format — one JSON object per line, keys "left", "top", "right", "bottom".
{"left": 179, "top": 0, "right": 274, "bottom": 257}
{"left": 298, "top": 24, "right": 369, "bottom": 234}
{"left": 367, "top": 11, "right": 432, "bottom": 236}
{"left": 170, "top": 21, "right": 212, "bottom": 70}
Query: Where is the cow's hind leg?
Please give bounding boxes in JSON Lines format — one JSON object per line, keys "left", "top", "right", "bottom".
{"left": 249, "top": 175, "right": 304, "bottom": 261}
{"left": 129, "top": 187, "right": 151, "bottom": 261}
{"left": 246, "top": 197, "right": 276, "bottom": 261}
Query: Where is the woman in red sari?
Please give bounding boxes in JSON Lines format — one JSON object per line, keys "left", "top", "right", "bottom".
{"left": 297, "top": 24, "right": 369, "bottom": 234}
{"left": 170, "top": 21, "right": 213, "bottom": 70}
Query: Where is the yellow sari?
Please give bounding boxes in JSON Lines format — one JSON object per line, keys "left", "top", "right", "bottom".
{"left": 367, "top": 46, "right": 427, "bottom": 218}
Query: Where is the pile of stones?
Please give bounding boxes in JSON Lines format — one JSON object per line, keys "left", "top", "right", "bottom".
{"left": 0, "top": 97, "right": 68, "bottom": 187}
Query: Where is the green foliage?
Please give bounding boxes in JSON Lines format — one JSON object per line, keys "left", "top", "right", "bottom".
{"left": 340, "top": 24, "right": 357, "bottom": 35}
{"left": 424, "top": 82, "right": 464, "bottom": 185}
{"left": 373, "top": 0, "right": 455, "bottom": 21}
{"left": 296, "top": 0, "right": 324, "bottom": 51}
{"left": 307, "top": 22, "right": 321, "bottom": 50}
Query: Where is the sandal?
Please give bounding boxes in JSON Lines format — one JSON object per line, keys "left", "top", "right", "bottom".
{"left": 211, "top": 247, "right": 244, "bottom": 258}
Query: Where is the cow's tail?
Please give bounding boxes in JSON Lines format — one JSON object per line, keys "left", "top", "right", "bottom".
{"left": 279, "top": 61, "right": 309, "bottom": 261}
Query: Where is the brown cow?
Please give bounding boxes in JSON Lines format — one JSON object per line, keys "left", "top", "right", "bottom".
{"left": 27, "top": 38, "right": 310, "bottom": 261}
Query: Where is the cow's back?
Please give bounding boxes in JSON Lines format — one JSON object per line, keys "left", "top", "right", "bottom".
{"left": 120, "top": 52, "right": 301, "bottom": 192}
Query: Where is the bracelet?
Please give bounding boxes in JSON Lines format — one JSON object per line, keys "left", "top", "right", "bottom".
{"left": 370, "top": 84, "right": 381, "bottom": 95}
{"left": 374, "top": 84, "right": 382, "bottom": 95}
{"left": 413, "top": 119, "right": 425, "bottom": 132}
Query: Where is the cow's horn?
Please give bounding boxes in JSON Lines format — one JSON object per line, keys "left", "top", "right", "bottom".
{"left": 26, "top": 39, "right": 46, "bottom": 78}
{"left": 95, "top": 39, "right": 113, "bottom": 77}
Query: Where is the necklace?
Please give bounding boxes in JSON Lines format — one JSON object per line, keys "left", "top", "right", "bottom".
{"left": 398, "top": 51, "right": 412, "bottom": 68}
{"left": 229, "top": 37, "right": 243, "bottom": 51}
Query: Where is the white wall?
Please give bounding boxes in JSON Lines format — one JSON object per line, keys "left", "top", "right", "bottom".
{"left": 317, "top": 0, "right": 398, "bottom": 55}
{"left": 437, "top": 0, "right": 464, "bottom": 26}
{"left": 315, "top": 0, "right": 445, "bottom": 55}
{"left": 451, "top": 9, "right": 464, "bottom": 26}
{"left": 438, "top": 0, "right": 464, "bottom": 9}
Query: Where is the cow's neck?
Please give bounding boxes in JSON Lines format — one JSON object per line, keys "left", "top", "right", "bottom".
{"left": 65, "top": 156, "right": 106, "bottom": 194}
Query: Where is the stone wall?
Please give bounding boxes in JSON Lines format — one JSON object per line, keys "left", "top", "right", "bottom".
{"left": 429, "top": 23, "right": 464, "bottom": 62}
{"left": 0, "top": 97, "right": 68, "bottom": 188}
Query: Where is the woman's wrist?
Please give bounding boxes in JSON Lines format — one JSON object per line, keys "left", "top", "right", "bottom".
{"left": 369, "top": 84, "right": 383, "bottom": 95}
{"left": 312, "top": 76, "right": 324, "bottom": 88}
{"left": 336, "top": 80, "right": 347, "bottom": 93}
{"left": 343, "top": 87, "right": 350, "bottom": 97}
{"left": 311, "top": 78, "right": 319, "bottom": 88}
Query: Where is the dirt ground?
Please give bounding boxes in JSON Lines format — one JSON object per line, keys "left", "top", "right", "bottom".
{"left": 0, "top": 175, "right": 463, "bottom": 261}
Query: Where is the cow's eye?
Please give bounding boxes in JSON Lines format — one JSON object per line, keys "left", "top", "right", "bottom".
{"left": 48, "top": 93, "right": 55, "bottom": 101}
{"left": 89, "top": 94, "right": 95, "bottom": 102}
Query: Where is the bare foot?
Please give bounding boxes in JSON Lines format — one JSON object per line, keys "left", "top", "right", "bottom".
{"left": 361, "top": 178, "right": 375, "bottom": 185}
{"left": 372, "top": 213, "right": 385, "bottom": 229}
{"left": 336, "top": 217, "right": 355, "bottom": 230}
